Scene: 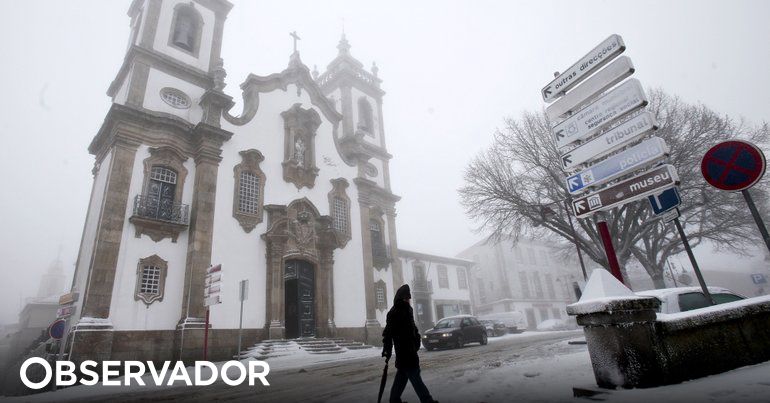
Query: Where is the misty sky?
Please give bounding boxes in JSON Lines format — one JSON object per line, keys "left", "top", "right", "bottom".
{"left": 1, "top": 0, "right": 769, "bottom": 324}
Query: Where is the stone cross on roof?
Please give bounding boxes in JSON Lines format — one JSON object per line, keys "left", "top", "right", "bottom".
{"left": 290, "top": 31, "right": 301, "bottom": 53}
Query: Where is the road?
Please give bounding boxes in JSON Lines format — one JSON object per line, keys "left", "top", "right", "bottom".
{"left": 67, "top": 330, "right": 584, "bottom": 403}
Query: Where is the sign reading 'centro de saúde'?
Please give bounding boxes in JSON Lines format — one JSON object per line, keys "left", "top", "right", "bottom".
{"left": 560, "top": 111, "right": 658, "bottom": 170}
{"left": 541, "top": 34, "right": 626, "bottom": 102}
{"left": 566, "top": 137, "right": 669, "bottom": 194}
{"left": 553, "top": 78, "right": 647, "bottom": 150}
{"left": 572, "top": 164, "right": 679, "bottom": 218}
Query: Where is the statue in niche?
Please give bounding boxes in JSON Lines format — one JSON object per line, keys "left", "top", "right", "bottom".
{"left": 294, "top": 136, "right": 306, "bottom": 167}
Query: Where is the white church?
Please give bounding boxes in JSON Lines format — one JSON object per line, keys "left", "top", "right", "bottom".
{"left": 65, "top": 0, "right": 473, "bottom": 363}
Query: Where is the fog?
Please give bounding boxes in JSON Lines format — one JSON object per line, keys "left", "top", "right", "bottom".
{"left": 0, "top": 0, "right": 768, "bottom": 324}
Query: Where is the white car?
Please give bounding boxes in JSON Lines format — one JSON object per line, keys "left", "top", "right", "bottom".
{"left": 636, "top": 286, "right": 745, "bottom": 314}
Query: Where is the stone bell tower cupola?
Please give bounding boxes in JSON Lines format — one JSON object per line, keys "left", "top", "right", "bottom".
{"left": 317, "top": 34, "right": 393, "bottom": 189}
{"left": 107, "top": 0, "right": 233, "bottom": 124}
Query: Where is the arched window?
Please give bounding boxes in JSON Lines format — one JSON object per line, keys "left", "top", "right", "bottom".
{"left": 233, "top": 149, "right": 266, "bottom": 233}
{"left": 357, "top": 97, "right": 374, "bottom": 135}
{"left": 169, "top": 4, "right": 203, "bottom": 55}
{"left": 328, "top": 178, "right": 351, "bottom": 245}
{"left": 147, "top": 166, "right": 178, "bottom": 221}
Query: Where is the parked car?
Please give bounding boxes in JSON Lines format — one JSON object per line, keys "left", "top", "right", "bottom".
{"left": 480, "top": 319, "right": 508, "bottom": 337}
{"left": 636, "top": 286, "right": 746, "bottom": 314}
{"left": 478, "top": 311, "right": 526, "bottom": 333}
{"left": 422, "top": 315, "right": 487, "bottom": 350}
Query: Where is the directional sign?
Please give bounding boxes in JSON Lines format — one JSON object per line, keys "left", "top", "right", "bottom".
{"left": 541, "top": 34, "right": 625, "bottom": 102}
{"left": 57, "top": 305, "right": 75, "bottom": 318}
{"left": 561, "top": 111, "right": 658, "bottom": 170}
{"left": 572, "top": 164, "right": 679, "bottom": 218}
{"left": 566, "top": 137, "right": 669, "bottom": 194}
{"left": 547, "top": 56, "right": 635, "bottom": 122}
{"left": 701, "top": 140, "right": 767, "bottom": 192}
{"left": 661, "top": 207, "right": 680, "bottom": 224}
{"left": 648, "top": 186, "right": 681, "bottom": 215}
{"left": 204, "top": 264, "right": 223, "bottom": 306}
{"left": 553, "top": 78, "right": 647, "bottom": 150}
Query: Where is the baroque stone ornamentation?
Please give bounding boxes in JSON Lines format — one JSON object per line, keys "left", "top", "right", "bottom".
{"left": 281, "top": 104, "right": 321, "bottom": 189}
{"left": 134, "top": 254, "right": 168, "bottom": 305}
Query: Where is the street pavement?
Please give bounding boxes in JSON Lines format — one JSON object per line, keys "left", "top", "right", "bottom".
{"left": 55, "top": 330, "right": 585, "bottom": 403}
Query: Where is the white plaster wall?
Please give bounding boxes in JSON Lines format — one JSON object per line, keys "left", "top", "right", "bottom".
{"left": 212, "top": 83, "right": 366, "bottom": 330}
{"left": 153, "top": 0, "right": 215, "bottom": 72}
{"left": 113, "top": 65, "right": 132, "bottom": 105}
{"left": 143, "top": 68, "right": 205, "bottom": 123}
{"left": 108, "top": 145, "right": 197, "bottom": 330}
{"left": 72, "top": 151, "right": 113, "bottom": 321}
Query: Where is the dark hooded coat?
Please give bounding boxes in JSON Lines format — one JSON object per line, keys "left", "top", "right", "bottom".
{"left": 382, "top": 284, "right": 422, "bottom": 369}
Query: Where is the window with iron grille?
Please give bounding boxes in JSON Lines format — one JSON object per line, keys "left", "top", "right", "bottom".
{"left": 375, "top": 281, "right": 387, "bottom": 311}
{"left": 457, "top": 267, "right": 468, "bottom": 289}
{"left": 438, "top": 265, "right": 449, "bottom": 288}
{"left": 238, "top": 171, "right": 260, "bottom": 214}
{"left": 332, "top": 197, "right": 348, "bottom": 233}
{"left": 140, "top": 265, "right": 161, "bottom": 295}
{"left": 150, "top": 166, "right": 177, "bottom": 184}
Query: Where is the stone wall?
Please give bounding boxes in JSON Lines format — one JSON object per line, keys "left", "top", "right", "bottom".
{"left": 568, "top": 295, "right": 770, "bottom": 388}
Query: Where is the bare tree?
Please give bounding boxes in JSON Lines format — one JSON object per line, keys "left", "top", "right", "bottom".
{"left": 460, "top": 88, "right": 769, "bottom": 288}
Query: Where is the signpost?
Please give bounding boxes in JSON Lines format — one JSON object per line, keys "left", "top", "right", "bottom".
{"left": 203, "top": 264, "right": 223, "bottom": 360}
{"left": 572, "top": 164, "right": 679, "bottom": 219}
{"left": 547, "top": 56, "right": 635, "bottom": 121}
{"left": 566, "top": 137, "right": 669, "bottom": 194}
{"left": 661, "top": 207, "right": 680, "bottom": 224}
{"left": 553, "top": 78, "right": 648, "bottom": 150}
{"left": 237, "top": 279, "right": 249, "bottom": 359}
{"left": 542, "top": 34, "right": 678, "bottom": 285}
{"left": 560, "top": 111, "right": 658, "bottom": 170}
{"left": 541, "top": 34, "right": 626, "bottom": 102}
{"left": 648, "top": 186, "right": 681, "bottom": 215}
{"left": 701, "top": 140, "right": 770, "bottom": 253}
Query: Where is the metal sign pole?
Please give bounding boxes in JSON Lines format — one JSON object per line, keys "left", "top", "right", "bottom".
{"left": 237, "top": 280, "right": 247, "bottom": 360}
{"left": 564, "top": 199, "right": 588, "bottom": 281}
{"left": 673, "top": 217, "right": 714, "bottom": 305}
{"left": 203, "top": 308, "right": 210, "bottom": 361}
{"left": 596, "top": 214, "right": 624, "bottom": 284}
{"left": 742, "top": 189, "right": 770, "bottom": 254}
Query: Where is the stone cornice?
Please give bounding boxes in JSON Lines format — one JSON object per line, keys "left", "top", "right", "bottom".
{"left": 89, "top": 104, "right": 232, "bottom": 164}
{"left": 107, "top": 46, "right": 213, "bottom": 97}
{"left": 193, "top": 0, "right": 234, "bottom": 18}
{"left": 398, "top": 249, "right": 475, "bottom": 267}
{"left": 318, "top": 68, "right": 385, "bottom": 99}
{"left": 224, "top": 58, "right": 342, "bottom": 127}
{"left": 353, "top": 177, "right": 401, "bottom": 207}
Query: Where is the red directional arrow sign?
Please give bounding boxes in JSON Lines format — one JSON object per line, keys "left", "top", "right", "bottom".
{"left": 701, "top": 140, "right": 766, "bottom": 192}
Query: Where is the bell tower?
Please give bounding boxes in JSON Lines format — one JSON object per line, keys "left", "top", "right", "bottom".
{"left": 317, "top": 35, "right": 404, "bottom": 345}
{"left": 107, "top": 0, "right": 233, "bottom": 124}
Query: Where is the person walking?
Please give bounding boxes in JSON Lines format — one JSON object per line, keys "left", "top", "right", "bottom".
{"left": 382, "top": 284, "right": 438, "bottom": 403}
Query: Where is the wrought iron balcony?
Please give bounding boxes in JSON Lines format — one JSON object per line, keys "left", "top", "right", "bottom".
{"left": 132, "top": 195, "right": 189, "bottom": 224}
{"left": 129, "top": 195, "right": 189, "bottom": 243}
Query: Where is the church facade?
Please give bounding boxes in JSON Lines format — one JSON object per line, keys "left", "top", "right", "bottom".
{"left": 66, "top": 0, "right": 405, "bottom": 362}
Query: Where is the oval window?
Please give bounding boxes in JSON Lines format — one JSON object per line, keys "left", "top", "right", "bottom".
{"left": 159, "top": 87, "right": 191, "bottom": 109}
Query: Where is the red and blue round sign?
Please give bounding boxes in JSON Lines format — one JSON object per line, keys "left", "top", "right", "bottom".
{"left": 48, "top": 319, "right": 66, "bottom": 340}
{"left": 701, "top": 140, "right": 766, "bottom": 192}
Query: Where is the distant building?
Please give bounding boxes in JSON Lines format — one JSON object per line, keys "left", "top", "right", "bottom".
{"left": 458, "top": 238, "right": 583, "bottom": 329}
{"left": 398, "top": 250, "right": 474, "bottom": 331}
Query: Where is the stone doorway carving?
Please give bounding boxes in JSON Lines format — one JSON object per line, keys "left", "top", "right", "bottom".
{"left": 262, "top": 198, "right": 341, "bottom": 340}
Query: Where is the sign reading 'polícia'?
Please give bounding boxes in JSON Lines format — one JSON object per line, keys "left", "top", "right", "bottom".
{"left": 566, "top": 137, "right": 669, "bottom": 194}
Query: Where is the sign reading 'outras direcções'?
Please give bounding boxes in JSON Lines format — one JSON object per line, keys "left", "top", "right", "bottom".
{"left": 541, "top": 34, "right": 626, "bottom": 103}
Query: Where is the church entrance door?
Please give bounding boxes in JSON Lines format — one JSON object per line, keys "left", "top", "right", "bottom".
{"left": 284, "top": 260, "right": 315, "bottom": 339}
